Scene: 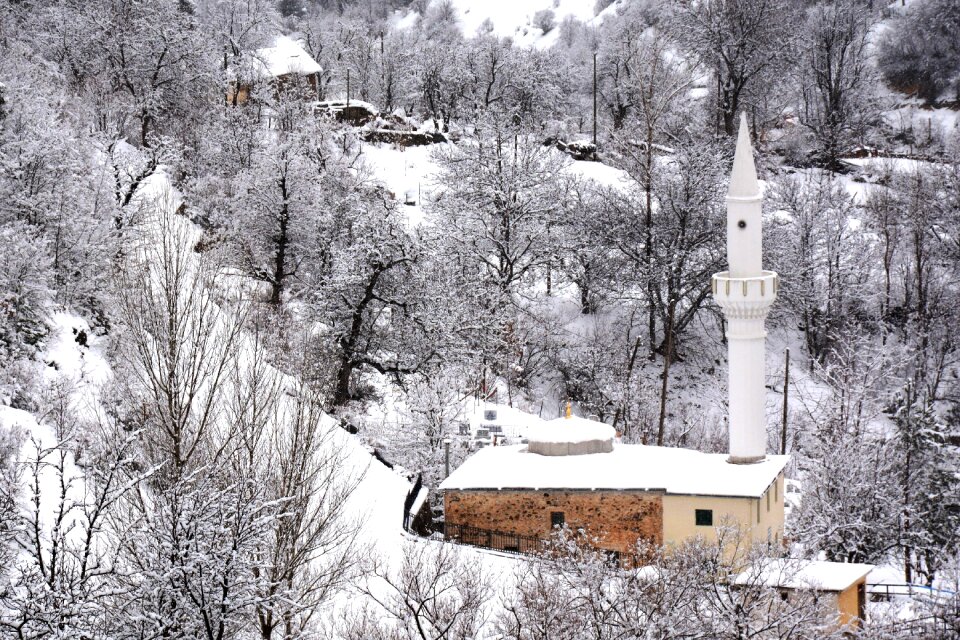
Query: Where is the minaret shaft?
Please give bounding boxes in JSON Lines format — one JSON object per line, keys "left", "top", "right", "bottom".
{"left": 727, "top": 332, "right": 767, "bottom": 462}
{"left": 726, "top": 197, "right": 763, "bottom": 277}
{"left": 712, "top": 113, "right": 778, "bottom": 464}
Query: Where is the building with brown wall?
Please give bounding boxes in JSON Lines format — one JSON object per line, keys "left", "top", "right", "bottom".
{"left": 445, "top": 488, "right": 665, "bottom": 554}
{"left": 440, "top": 416, "right": 788, "bottom": 557}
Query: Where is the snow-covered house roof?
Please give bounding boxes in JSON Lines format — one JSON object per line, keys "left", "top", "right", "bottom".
{"left": 439, "top": 442, "right": 789, "bottom": 498}
{"left": 733, "top": 559, "right": 874, "bottom": 592}
{"left": 243, "top": 36, "right": 321, "bottom": 79}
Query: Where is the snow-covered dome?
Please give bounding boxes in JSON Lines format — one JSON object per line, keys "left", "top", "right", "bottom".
{"left": 527, "top": 416, "right": 615, "bottom": 456}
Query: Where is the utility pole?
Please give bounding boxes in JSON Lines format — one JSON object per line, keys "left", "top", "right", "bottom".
{"left": 346, "top": 69, "right": 350, "bottom": 107}
{"left": 592, "top": 52, "right": 598, "bottom": 147}
{"left": 443, "top": 438, "right": 451, "bottom": 478}
{"left": 781, "top": 348, "right": 789, "bottom": 455}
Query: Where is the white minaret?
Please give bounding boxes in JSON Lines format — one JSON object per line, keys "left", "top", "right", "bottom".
{"left": 712, "top": 114, "right": 779, "bottom": 464}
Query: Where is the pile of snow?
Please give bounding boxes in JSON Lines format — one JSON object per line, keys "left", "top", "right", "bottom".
{"left": 527, "top": 415, "right": 615, "bottom": 455}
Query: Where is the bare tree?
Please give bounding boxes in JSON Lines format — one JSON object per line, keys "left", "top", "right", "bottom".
{"left": 670, "top": 0, "right": 800, "bottom": 136}
{"left": 340, "top": 541, "right": 492, "bottom": 640}
{"left": 240, "top": 331, "right": 365, "bottom": 639}
{"left": 797, "top": 0, "right": 878, "bottom": 169}
{"left": 496, "top": 527, "right": 846, "bottom": 639}
{"left": 110, "top": 187, "right": 265, "bottom": 640}
{"left": 0, "top": 382, "right": 149, "bottom": 639}
{"left": 604, "top": 27, "right": 697, "bottom": 355}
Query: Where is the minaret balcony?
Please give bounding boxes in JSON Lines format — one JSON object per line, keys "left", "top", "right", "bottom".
{"left": 711, "top": 271, "right": 779, "bottom": 319}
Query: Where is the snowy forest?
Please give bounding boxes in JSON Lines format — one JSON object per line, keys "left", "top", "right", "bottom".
{"left": 1, "top": 0, "right": 960, "bottom": 637}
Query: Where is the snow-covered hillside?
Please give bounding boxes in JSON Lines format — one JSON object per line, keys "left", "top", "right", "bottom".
{"left": 394, "top": 0, "right": 622, "bottom": 47}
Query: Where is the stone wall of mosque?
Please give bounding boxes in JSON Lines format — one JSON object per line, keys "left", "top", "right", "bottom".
{"left": 443, "top": 489, "right": 663, "bottom": 555}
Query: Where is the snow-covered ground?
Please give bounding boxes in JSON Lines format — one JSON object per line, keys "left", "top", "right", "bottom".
{"left": 392, "top": 0, "right": 623, "bottom": 48}
{"left": 359, "top": 141, "right": 441, "bottom": 226}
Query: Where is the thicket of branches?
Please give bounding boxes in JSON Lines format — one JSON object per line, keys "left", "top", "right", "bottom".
{"left": 1, "top": 0, "right": 959, "bottom": 636}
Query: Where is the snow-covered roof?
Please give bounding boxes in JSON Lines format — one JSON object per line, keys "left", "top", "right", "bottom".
{"left": 248, "top": 36, "right": 321, "bottom": 78}
{"left": 529, "top": 416, "right": 616, "bottom": 444}
{"left": 315, "top": 99, "right": 379, "bottom": 114}
{"left": 733, "top": 559, "right": 874, "bottom": 592}
{"left": 439, "top": 443, "right": 789, "bottom": 498}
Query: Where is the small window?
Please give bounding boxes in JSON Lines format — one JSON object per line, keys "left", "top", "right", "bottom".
{"left": 484, "top": 410, "right": 497, "bottom": 421}
{"left": 550, "top": 511, "right": 565, "bottom": 528}
{"left": 458, "top": 423, "right": 469, "bottom": 436}
{"left": 695, "top": 509, "right": 713, "bottom": 526}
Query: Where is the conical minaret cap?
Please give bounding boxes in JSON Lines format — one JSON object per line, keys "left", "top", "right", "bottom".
{"left": 727, "top": 112, "right": 760, "bottom": 200}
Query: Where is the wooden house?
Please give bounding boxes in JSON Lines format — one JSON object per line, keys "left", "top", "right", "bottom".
{"left": 227, "top": 36, "right": 321, "bottom": 105}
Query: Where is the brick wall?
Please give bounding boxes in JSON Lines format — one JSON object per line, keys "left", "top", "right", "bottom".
{"left": 444, "top": 490, "right": 663, "bottom": 554}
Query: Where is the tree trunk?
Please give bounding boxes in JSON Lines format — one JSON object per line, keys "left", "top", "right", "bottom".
{"left": 656, "top": 300, "right": 676, "bottom": 446}
{"left": 270, "top": 175, "right": 290, "bottom": 305}
{"left": 644, "top": 129, "right": 656, "bottom": 359}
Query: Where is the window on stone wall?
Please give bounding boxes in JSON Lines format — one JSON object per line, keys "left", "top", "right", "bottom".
{"left": 695, "top": 509, "right": 713, "bottom": 526}
{"left": 550, "top": 511, "right": 565, "bottom": 528}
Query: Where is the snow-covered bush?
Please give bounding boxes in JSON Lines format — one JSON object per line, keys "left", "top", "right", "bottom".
{"left": 877, "top": 0, "right": 960, "bottom": 104}
{"left": 594, "top": 0, "right": 615, "bottom": 17}
{"left": 533, "top": 8, "right": 555, "bottom": 34}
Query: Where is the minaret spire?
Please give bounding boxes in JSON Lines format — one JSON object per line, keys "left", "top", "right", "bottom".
{"left": 726, "top": 113, "right": 763, "bottom": 279}
{"left": 728, "top": 113, "right": 760, "bottom": 199}
{"left": 712, "top": 113, "right": 779, "bottom": 464}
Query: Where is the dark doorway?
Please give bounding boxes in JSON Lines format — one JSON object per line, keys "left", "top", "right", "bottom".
{"left": 857, "top": 582, "right": 866, "bottom": 624}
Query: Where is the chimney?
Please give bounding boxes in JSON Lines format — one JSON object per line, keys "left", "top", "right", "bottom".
{"left": 712, "top": 114, "right": 779, "bottom": 464}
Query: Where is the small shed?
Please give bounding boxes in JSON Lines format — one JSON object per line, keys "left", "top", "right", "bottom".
{"left": 734, "top": 559, "right": 873, "bottom": 629}
{"left": 314, "top": 100, "right": 379, "bottom": 126}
